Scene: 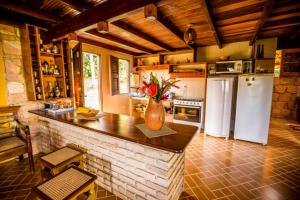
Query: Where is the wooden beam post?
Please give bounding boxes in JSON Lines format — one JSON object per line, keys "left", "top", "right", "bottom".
{"left": 111, "top": 21, "right": 174, "bottom": 51}
{"left": 86, "top": 29, "right": 155, "bottom": 54}
{"left": 43, "top": 0, "right": 159, "bottom": 42}
{"left": 0, "top": 1, "right": 60, "bottom": 23}
{"left": 200, "top": 0, "right": 222, "bottom": 48}
{"left": 77, "top": 36, "right": 138, "bottom": 55}
{"left": 249, "top": 0, "right": 275, "bottom": 45}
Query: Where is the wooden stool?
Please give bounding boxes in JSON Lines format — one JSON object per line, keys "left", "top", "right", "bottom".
{"left": 33, "top": 166, "right": 97, "bottom": 200}
{"left": 40, "top": 146, "right": 84, "bottom": 180}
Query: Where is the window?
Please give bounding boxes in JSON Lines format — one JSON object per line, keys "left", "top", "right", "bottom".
{"left": 118, "top": 59, "right": 129, "bottom": 94}
{"left": 82, "top": 52, "right": 100, "bottom": 109}
{"left": 110, "top": 56, "right": 129, "bottom": 95}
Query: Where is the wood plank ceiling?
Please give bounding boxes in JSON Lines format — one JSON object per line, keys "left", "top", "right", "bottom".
{"left": 0, "top": 0, "right": 299, "bottom": 55}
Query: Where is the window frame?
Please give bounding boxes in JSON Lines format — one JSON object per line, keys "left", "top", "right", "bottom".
{"left": 118, "top": 58, "right": 130, "bottom": 95}
{"left": 110, "top": 56, "right": 130, "bottom": 96}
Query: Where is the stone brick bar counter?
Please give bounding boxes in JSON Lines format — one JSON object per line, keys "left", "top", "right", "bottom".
{"left": 30, "top": 110, "right": 198, "bottom": 200}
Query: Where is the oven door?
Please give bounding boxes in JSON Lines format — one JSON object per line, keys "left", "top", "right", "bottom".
{"left": 173, "top": 105, "right": 201, "bottom": 123}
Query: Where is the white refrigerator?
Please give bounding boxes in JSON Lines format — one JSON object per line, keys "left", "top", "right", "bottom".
{"left": 234, "top": 74, "right": 273, "bottom": 144}
{"left": 205, "top": 76, "right": 236, "bottom": 139}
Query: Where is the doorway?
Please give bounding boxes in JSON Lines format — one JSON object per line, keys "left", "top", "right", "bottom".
{"left": 82, "top": 52, "right": 100, "bottom": 109}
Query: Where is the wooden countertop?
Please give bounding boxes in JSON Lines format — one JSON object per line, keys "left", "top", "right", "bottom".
{"left": 29, "top": 110, "right": 198, "bottom": 153}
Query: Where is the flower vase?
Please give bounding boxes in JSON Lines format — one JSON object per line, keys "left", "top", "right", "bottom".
{"left": 145, "top": 98, "right": 165, "bottom": 131}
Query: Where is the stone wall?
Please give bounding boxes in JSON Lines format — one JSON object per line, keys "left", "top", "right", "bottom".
{"left": 272, "top": 77, "right": 299, "bottom": 119}
{"left": 0, "top": 22, "right": 42, "bottom": 154}
{"left": 38, "top": 116, "right": 184, "bottom": 200}
{"left": 0, "top": 23, "right": 27, "bottom": 105}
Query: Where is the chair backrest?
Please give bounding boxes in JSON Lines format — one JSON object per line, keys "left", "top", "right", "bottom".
{"left": 0, "top": 106, "right": 21, "bottom": 138}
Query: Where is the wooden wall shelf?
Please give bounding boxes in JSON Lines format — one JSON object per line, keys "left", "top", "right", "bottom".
{"left": 24, "top": 24, "right": 73, "bottom": 101}
{"left": 169, "top": 72, "right": 206, "bottom": 78}
{"left": 170, "top": 62, "right": 207, "bottom": 66}
{"left": 40, "top": 52, "right": 62, "bottom": 57}
{"left": 134, "top": 64, "right": 170, "bottom": 72}
{"left": 280, "top": 48, "right": 300, "bottom": 77}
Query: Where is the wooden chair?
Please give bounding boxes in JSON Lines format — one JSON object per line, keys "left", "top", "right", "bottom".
{"left": 0, "top": 106, "right": 35, "bottom": 172}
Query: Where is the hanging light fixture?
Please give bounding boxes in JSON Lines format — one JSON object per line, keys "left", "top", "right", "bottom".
{"left": 97, "top": 21, "right": 109, "bottom": 34}
{"left": 184, "top": 24, "right": 197, "bottom": 45}
{"left": 144, "top": 4, "right": 157, "bottom": 21}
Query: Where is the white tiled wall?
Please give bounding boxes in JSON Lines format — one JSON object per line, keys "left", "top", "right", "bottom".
{"left": 140, "top": 70, "right": 204, "bottom": 99}
{"left": 171, "top": 78, "right": 205, "bottom": 99}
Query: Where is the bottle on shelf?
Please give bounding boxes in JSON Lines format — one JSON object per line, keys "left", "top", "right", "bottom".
{"left": 54, "top": 81, "right": 61, "bottom": 98}
{"left": 40, "top": 39, "right": 44, "bottom": 52}
{"left": 48, "top": 60, "right": 54, "bottom": 75}
{"left": 36, "top": 86, "right": 41, "bottom": 93}
{"left": 48, "top": 82, "right": 54, "bottom": 98}
{"left": 52, "top": 45, "right": 58, "bottom": 54}
{"left": 33, "top": 71, "right": 38, "bottom": 78}
{"left": 34, "top": 78, "right": 39, "bottom": 85}
{"left": 260, "top": 44, "right": 264, "bottom": 58}
{"left": 42, "top": 60, "right": 49, "bottom": 75}
{"left": 54, "top": 64, "right": 60, "bottom": 75}
{"left": 36, "top": 93, "right": 42, "bottom": 100}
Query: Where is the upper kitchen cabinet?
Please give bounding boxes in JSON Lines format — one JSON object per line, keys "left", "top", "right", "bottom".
{"left": 280, "top": 48, "right": 300, "bottom": 77}
{"left": 23, "top": 24, "right": 73, "bottom": 101}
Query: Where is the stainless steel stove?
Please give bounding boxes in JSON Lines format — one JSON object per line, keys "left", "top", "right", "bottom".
{"left": 174, "top": 98, "right": 203, "bottom": 106}
{"left": 173, "top": 98, "right": 204, "bottom": 129}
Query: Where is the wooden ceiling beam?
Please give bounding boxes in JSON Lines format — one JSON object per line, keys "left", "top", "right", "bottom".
{"left": 77, "top": 36, "right": 138, "bottom": 56}
{"left": 263, "top": 16, "right": 300, "bottom": 30}
{"left": 200, "top": 0, "right": 222, "bottom": 49}
{"left": 86, "top": 29, "right": 155, "bottom": 54}
{"left": 58, "top": 0, "right": 92, "bottom": 12}
{"left": 156, "top": 10, "right": 193, "bottom": 49}
{"left": 0, "top": 1, "right": 60, "bottom": 23}
{"left": 249, "top": 0, "right": 275, "bottom": 45}
{"left": 43, "top": 0, "right": 159, "bottom": 42}
{"left": 111, "top": 20, "right": 174, "bottom": 52}
{"left": 215, "top": 3, "right": 264, "bottom": 21}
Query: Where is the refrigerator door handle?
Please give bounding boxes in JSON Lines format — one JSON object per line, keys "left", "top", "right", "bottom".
{"left": 220, "top": 80, "right": 226, "bottom": 135}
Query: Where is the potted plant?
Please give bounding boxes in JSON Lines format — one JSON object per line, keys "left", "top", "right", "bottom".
{"left": 139, "top": 73, "right": 179, "bottom": 130}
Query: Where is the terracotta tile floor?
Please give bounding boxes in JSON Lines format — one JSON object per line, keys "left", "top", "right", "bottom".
{"left": 1, "top": 118, "right": 300, "bottom": 200}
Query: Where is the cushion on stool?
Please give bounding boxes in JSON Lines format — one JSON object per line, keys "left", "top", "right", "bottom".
{"left": 35, "top": 167, "right": 96, "bottom": 200}
{"left": 41, "top": 147, "right": 82, "bottom": 167}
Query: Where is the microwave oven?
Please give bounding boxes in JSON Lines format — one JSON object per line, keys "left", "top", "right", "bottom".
{"left": 215, "top": 60, "right": 243, "bottom": 74}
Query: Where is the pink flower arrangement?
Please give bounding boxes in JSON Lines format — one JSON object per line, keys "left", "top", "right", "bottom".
{"left": 138, "top": 73, "right": 179, "bottom": 102}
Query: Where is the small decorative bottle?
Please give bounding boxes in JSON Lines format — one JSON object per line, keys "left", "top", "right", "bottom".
{"left": 36, "top": 93, "right": 42, "bottom": 100}
{"left": 261, "top": 44, "right": 264, "bottom": 58}
{"left": 54, "top": 65, "right": 60, "bottom": 75}
{"left": 52, "top": 45, "right": 58, "bottom": 54}
{"left": 42, "top": 60, "right": 49, "bottom": 75}
{"left": 48, "top": 82, "right": 54, "bottom": 98}
{"left": 40, "top": 39, "right": 44, "bottom": 52}
{"left": 54, "top": 81, "right": 60, "bottom": 98}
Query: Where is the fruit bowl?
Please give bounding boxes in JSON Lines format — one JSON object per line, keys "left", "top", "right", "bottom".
{"left": 76, "top": 107, "right": 99, "bottom": 117}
